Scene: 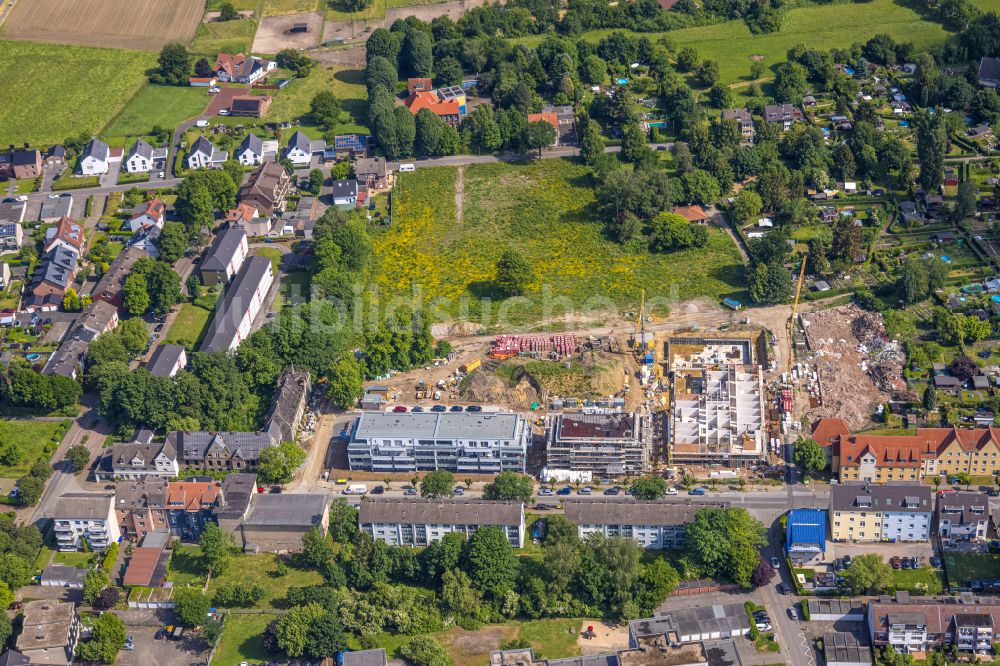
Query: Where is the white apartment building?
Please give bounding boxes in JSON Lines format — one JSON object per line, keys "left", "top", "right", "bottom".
{"left": 53, "top": 493, "right": 120, "bottom": 551}
{"left": 200, "top": 256, "right": 273, "bottom": 353}
{"left": 347, "top": 412, "right": 529, "bottom": 473}
{"left": 563, "top": 500, "right": 728, "bottom": 549}
{"left": 359, "top": 498, "right": 525, "bottom": 548}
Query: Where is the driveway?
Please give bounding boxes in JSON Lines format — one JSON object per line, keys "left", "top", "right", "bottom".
{"left": 115, "top": 624, "right": 210, "bottom": 666}
{"left": 99, "top": 159, "right": 122, "bottom": 188}
{"left": 204, "top": 86, "right": 249, "bottom": 117}
{"left": 828, "top": 541, "right": 934, "bottom": 561}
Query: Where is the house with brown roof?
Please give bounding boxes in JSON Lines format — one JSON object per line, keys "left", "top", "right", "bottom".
{"left": 165, "top": 479, "right": 223, "bottom": 539}
{"left": 3, "top": 147, "right": 42, "bottom": 180}
{"left": 44, "top": 216, "right": 84, "bottom": 256}
{"left": 527, "top": 111, "right": 561, "bottom": 146}
{"left": 672, "top": 205, "right": 710, "bottom": 224}
{"left": 113, "top": 479, "right": 168, "bottom": 540}
{"left": 836, "top": 427, "right": 1000, "bottom": 482}
{"left": 403, "top": 86, "right": 467, "bottom": 128}
{"left": 867, "top": 594, "right": 1000, "bottom": 653}
{"left": 128, "top": 197, "right": 166, "bottom": 232}
{"left": 407, "top": 77, "right": 433, "bottom": 93}
{"left": 239, "top": 160, "right": 291, "bottom": 217}
{"left": 355, "top": 157, "right": 389, "bottom": 189}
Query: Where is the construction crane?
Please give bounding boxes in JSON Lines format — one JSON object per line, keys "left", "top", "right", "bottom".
{"left": 786, "top": 255, "right": 807, "bottom": 367}
{"left": 636, "top": 288, "right": 647, "bottom": 351}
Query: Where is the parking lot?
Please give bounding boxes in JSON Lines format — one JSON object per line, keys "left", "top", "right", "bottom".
{"left": 116, "top": 625, "right": 209, "bottom": 666}
{"left": 827, "top": 541, "right": 935, "bottom": 561}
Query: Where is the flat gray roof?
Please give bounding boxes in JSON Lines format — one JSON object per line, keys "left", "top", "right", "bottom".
{"left": 244, "top": 493, "right": 327, "bottom": 528}
{"left": 359, "top": 498, "right": 523, "bottom": 526}
{"left": 564, "top": 500, "right": 729, "bottom": 527}
{"left": 353, "top": 412, "right": 522, "bottom": 440}
{"left": 41, "top": 565, "right": 87, "bottom": 585}
{"left": 630, "top": 603, "right": 750, "bottom": 640}
{"left": 343, "top": 649, "right": 388, "bottom": 666}
{"left": 823, "top": 633, "right": 871, "bottom": 665}
{"left": 54, "top": 493, "right": 112, "bottom": 520}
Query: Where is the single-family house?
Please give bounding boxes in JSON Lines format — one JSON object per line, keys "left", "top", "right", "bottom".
{"left": 332, "top": 134, "right": 369, "bottom": 158}
{"left": 214, "top": 53, "right": 276, "bottom": 84}
{"left": 78, "top": 138, "right": 110, "bottom": 175}
{"left": 44, "top": 216, "right": 84, "bottom": 256}
{"left": 763, "top": 104, "right": 804, "bottom": 130}
{"left": 226, "top": 203, "right": 267, "bottom": 235}
{"left": 0, "top": 223, "right": 23, "bottom": 251}
{"left": 355, "top": 157, "right": 389, "bottom": 189}
{"left": 128, "top": 225, "right": 160, "bottom": 258}
{"left": 527, "top": 111, "right": 561, "bottom": 146}
{"left": 403, "top": 86, "right": 467, "bottom": 128}
{"left": 407, "top": 77, "right": 433, "bottom": 93}
{"left": 284, "top": 131, "right": 313, "bottom": 167}
{"left": 673, "top": 205, "right": 710, "bottom": 223}
{"left": 5, "top": 148, "right": 42, "bottom": 179}
{"left": 125, "top": 139, "right": 168, "bottom": 174}
{"left": 187, "top": 136, "right": 228, "bottom": 169}
{"left": 128, "top": 197, "right": 166, "bottom": 232}
{"left": 237, "top": 133, "right": 264, "bottom": 166}
{"left": 44, "top": 145, "right": 66, "bottom": 166}
{"left": 331, "top": 179, "right": 359, "bottom": 207}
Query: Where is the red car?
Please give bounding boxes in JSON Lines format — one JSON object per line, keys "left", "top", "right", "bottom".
{"left": 393, "top": 405, "right": 408, "bottom": 413}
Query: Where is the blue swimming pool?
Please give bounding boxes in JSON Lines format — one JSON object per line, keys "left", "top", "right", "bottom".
{"left": 992, "top": 295, "right": 1000, "bottom": 304}
{"left": 616, "top": 78, "right": 629, "bottom": 85}
{"left": 647, "top": 121, "right": 666, "bottom": 128}
{"left": 898, "top": 120, "right": 910, "bottom": 127}
{"left": 941, "top": 255, "right": 952, "bottom": 263}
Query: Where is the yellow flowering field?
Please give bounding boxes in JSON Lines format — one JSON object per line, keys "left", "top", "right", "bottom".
{"left": 373, "top": 159, "right": 746, "bottom": 326}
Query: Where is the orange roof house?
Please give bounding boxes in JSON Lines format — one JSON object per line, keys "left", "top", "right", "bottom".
{"left": 166, "top": 480, "right": 221, "bottom": 511}
{"left": 528, "top": 112, "right": 559, "bottom": 131}
{"left": 672, "top": 205, "right": 710, "bottom": 223}
{"left": 226, "top": 203, "right": 258, "bottom": 225}
{"left": 404, "top": 90, "right": 461, "bottom": 117}
{"left": 810, "top": 417, "right": 850, "bottom": 448}
{"left": 44, "top": 216, "right": 85, "bottom": 255}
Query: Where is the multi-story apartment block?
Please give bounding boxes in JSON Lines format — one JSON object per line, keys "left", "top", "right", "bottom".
{"left": 868, "top": 595, "right": 1000, "bottom": 654}
{"left": 563, "top": 500, "right": 727, "bottom": 549}
{"left": 347, "top": 412, "right": 529, "bottom": 473}
{"left": 937, "top": 492, "right": 990, "bottom": 541}
{"left": 15, "top": 600, "right": 81, "bottom": 665}
{"left": 831, "top": 425, "right": 1000, "bottom": 483}
{"left": 53, "top": 493, "right": 120, "bottom": 552}
{"left": 545, "top": 413, "right": 652, "bottom": 475}
{"left": 359, "top": 498, "right": 525, "bottom": 547}
{"left": 830, "top": 483, "right": 932, "bottom": 542}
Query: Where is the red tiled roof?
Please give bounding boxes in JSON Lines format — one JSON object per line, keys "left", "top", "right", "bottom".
{"left": 226, "top": 203, "right": 258, "bottom": 225}
{"left": 673, "top": 205, "right": 710, "bottom": 222}
{"left": 811, "top": 417, "right": 849, "bottom": 448}
{"left": 166, "top": 481, "right": 220, "bottom": 511}
{"left": 123, "top": 548, "right": 160, "bottom": 586}
{"left": 133, "top": 197, "right": 165, "bottom": 222}
{"left": 49, "top": 216, "right": 84, "bottom": 251}
{"left": 528, "top": 112, "right": 559, "bottom": 130}
{"left": 404, "top": 90, "right": 460, "bottom": 117}
{"left": 214, "top": 52, "right": 246, "bottom": 78}
{"left": 407, "top": 77, "right": 433, "bottom": 93}
{"left": 838, "top": 427, "right": 1000, "bottom": 468}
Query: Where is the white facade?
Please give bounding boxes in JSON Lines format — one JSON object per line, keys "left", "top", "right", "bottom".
{"left": 53, "top": 494, "right": 121, "bottom": 551}
{"left": 286, "top": 146, "right": 311, "bottom": 166}
{"left": 577, "top": 523, "right": 687, "bottom": 549}
{"left": 366, "top": 518, "right": 524, "bottom": 548}
{"left": 79, "top": 154, "right": 108, "bottom": 176}
{"left": 882, "top": 511, "right": 931, "bottom": 542}
{"left": 237, "top": 146, "right": 262, "bottom": 166}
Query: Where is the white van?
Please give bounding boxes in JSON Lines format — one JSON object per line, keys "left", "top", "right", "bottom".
{"left": 196, "top": 120, "right": 209, "bottom": 128}
{"left": 343, "top": 484, "right": 367, "bottom": 495}
{"left": 398, "top": 163, "right": 415, "bottom": 172}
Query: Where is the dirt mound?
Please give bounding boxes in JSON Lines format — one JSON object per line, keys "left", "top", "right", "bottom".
{"left": 431, "top": 321, "right": 484, "bottom": 338}
{"left": 463, "top": 370, "right": 538, "bottom": 407}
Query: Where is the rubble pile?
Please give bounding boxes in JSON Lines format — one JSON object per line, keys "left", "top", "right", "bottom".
{"left": 801, "top": 304, "right": 904, "bottom": 429}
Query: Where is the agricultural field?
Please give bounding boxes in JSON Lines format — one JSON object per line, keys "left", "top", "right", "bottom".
{"left": 190, "top": 16, "right": 259, "bottom": 55}
{"left": 517, "top": 0, "right": 953, "bottom": 84}
{"left": 0, "top": 41, "right": 156, "bottom": 147}
{"left": 263, "top": 0, "right": 322, "bottom": 15}
{"left": 103, "top": 86, "right": 209, "bottom": 138}
{"left": 264, "top": 65, "right": 368, "bottom": 134}
{"left": 0, "top": 419, "right": 71, "bottom": 479}
{"left": 374, "top": 160, "right": 745, "bottom": 327}
{"left": 0, "top": 0, "right": 203, "bottom": 50}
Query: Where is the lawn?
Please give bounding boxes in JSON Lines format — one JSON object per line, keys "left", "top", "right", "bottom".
{"left": 0, "top": 419, "right": 71, "bottom": 478}
{"left": 373, "top": 159, "right": 745, "bottom": 327}
{"left": 103, "top": 85, "right": 208, "bottom": 137}
{"left": 326, "top": 0, "right": 387, "bottom": 21}
{"left": 0, "top": 40, "right": 156, "bottom": 146}
{"left": 263, "top": 0, "right": 320, "bottom": 15}
{"left": 264, "top": 65, "right": 368, "bottom": 135}
{"left": 251, "top": 247, "right": 284, "bottom": 272}
{"left": 891, "top": 566, "right": 944, "bottom": 595}
{"left": 274, "top": 270, "right": 310, "bottom": 310}
{"left": 945, "top": 552, "right": 1000, "bottom": 587}
{"left": 515, "top": 0, "right": 953, "bottom": 85}
{"left": 189, "top": 17, "right": 258, "bottom": 55}
{"left": 213, "top": 613, "right": 275, "bottom": 666}
{"left": 53, "top": 550, "right": 95, "bottom": 569}
{"left": 163, "top": 293, "right": 219, "bottom": 348}
{"left": 515, "top": 619, "right": 584, "bottom": 660}
{"left": 52, "top": 170, "right": 100, "bottom": 192}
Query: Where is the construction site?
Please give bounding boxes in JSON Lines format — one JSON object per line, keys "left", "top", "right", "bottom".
{"left": 798, "top": 303, "right": 905, "bottom": 430}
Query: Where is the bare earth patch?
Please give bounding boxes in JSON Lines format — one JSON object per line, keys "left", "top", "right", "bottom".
{"left": 576, "top": 622, "right": 629, "bottom": 655}
{"left": 749, "top": 54, "right": 765, "bottom": 61}
{"left": 253, "top": 12, "right": 323, "bottom": 51}
{"left": 0, "top": 0, "right": 203, "bottom": 50}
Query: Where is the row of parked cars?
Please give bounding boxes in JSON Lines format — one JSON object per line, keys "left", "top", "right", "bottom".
{"left": 392, "top": 404, "right": 483, "bottom": 413}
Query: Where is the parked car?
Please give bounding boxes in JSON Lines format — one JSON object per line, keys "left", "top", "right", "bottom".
{"left": 769, "top": 557, "right": 780, "bottom": 568}
{"left": 534, "top": 503, "right": 554, "bottom": 510}
{"left": 370, "top": 486, "right": 384, "bottom": 495}
{"left": 124, "top": 637, "right": 134, "bottom": 651}
{"left": 453, "top": 487, "right": 465, "bottom": 495}
{"left": 450, "top": 405, "right": 464, "bottom": 412}
{"left": 688, "top": 487, "right": 706, "bottom": 495}
{"left": 910, "top": 557, "right": 920, "bottom": 569}
{"left": 411, "top": 406, "right": 424, "bottom": 412}
{"left": 901, "top": 558, "right": 912, "bottom": 570}
{"left": 393, "top": 405, "right": 407, "bottom": 413}
{"left": 209, "top": 87, "right": 221, "bottom": 93}
{"left": 430, "top": 405, "right": 447, "bottom": 412}
{"left": 890, "top": 557, "right": 902, "bottom": 569}
{"left": 466, "top": 405, "right": 483, "bottom": 412}
{"left": 603, "top": 487, "right": 620, "bottom": 495}
{"left": 218, "top": 109, "right": 229, "bottom": 116}
{"left": 556, "top": 486, "right": 572, "bottom": 496}
{"left": 787, "top": 606, "right": 800, "bottom": 620}
{"left": 930, "top": 556, "right": 943, "bottom": 567}
{"left": 538, "top": 488, "right": 554, "bottom": 496}
{"left": 666, "top": 487, "right": 678, "bottom": 495}
{"left": 577, "top": 487, "right": 592, "bottom": 495}
{"left": 404, "top": 488, "right": 418, "bottom": 496}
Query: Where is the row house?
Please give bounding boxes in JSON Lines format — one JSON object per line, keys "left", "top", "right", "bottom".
{"left": 563, "top": 500, "right": 727, "bottom": 550}
{"left": 868, "top": 595, "right": 1000, "bottom": 654}
{"left": 360, "top": 498, "right": 525, "bottom": 548}
{"left": 937, "top": 492, "right": 990, "bottom": 541}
